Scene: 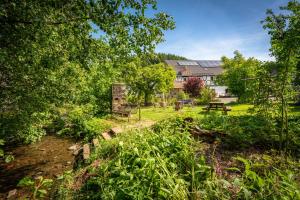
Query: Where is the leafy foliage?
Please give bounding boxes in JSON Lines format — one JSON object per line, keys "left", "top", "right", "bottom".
{"left": 176, "top": 90, "right": 189, "bottom": 100}
{"left": 198, "top": 87, "right": 217, "bottom": 105}
{"left": 144, "top": 52, "right": 188, "bottom": 64}
{"left": 52, "top": 104, "right": 111, "bottom": 141}
{"left": 57, "top": 117, "right": 300, "bottom": 200}
{"left": 260, "top": 0, "right": 300, "bottom": 151}
{"left": 18, "top": 176, "right": 53, "bottom": 200}
{"left": 184, "top": 77, "right": 205, "bottom": 97}
{"left": 217, "top": 51, "right": 260, "bottom": 102}
{"left": 125, "top": 62, "right": 176, "bottom": 105}
{"left": 0, "top": 0, "right": 174, "bottom": 143}
{"left": 197, "top": 112, "right": 300, "bottom": 152}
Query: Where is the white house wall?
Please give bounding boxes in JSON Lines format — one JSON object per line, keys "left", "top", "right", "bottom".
{"left": 209, "top": 86, "right": 228, "bottom": 97}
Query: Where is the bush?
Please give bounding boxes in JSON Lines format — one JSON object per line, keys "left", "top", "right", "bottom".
{"left": 166, "top": 97, "right": 177, "bottom": 106}
{"left": 184, "top": 77, "right": 205, "bottom": 97}
{"left": 197, "top": 113, "right": 278, "bottom": 149}
{"left": 177, "top": 90, "right": 189, "bottom": 100}
{"left": 198, "top": 87, "right": 216, "bottom": 105}
{"left": 52, "top": 104, "right": 110, "bottom": 141}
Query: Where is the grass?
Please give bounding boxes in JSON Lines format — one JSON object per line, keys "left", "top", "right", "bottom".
{"left": 131, "top": 104, "right": 253, "bottom": 122}
{"left": 118, "top": 104, "right": 299, "bottom": 123}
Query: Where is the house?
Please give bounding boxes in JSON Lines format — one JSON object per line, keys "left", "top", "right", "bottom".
{"left": 165, "top": 60, "right": 228, "bottom": 97}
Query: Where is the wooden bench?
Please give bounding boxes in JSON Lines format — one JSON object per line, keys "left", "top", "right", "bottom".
{"left": 112, "top": 109, "right": 131, "bottom": 117}
{"left": 202, "top": 102, "right": 231, "bottom": 114}
{"left": 112, "top": 104, "right": 137, "bottom": 121}
{"left": 179, "top": 99, "right": 194, "bottom": 107}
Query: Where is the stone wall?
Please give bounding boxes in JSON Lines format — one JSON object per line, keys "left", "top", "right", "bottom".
{"left": 112, "top": 83, "right": 127, "bottom": 112}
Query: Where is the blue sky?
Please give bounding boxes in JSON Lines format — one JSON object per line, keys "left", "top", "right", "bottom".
{"left": 154, "top": 0, "right": 290, "bottom": 61}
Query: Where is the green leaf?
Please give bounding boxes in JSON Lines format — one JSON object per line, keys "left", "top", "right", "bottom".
{"left": 18, "top": 177, "right": 34, "bottom": 187}
{"left": 5, "top": 155, "right": 14, "bottom": 163}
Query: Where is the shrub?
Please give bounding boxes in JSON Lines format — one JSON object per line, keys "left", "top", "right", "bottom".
{"left": 197, "top": 113, "right": 278, "bottom": 149}
{"left": 53, "top": 104, "right": 110, "bottom": 141}
{"left": 184, "top": 77, "right": 205, "bottom": 97}
{"left": 18, "top": 111, "right": 52, "bottom": 144}
{"left": 198, "top": 87, "right": 217, "bottom": 105}
{"left": 166, "top": 97, "right": 177, "bottom": 106}
{"left": 177, "top": 90, "right": 189, "bottom": 100}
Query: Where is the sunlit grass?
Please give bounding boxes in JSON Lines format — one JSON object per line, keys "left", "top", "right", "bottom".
{"left": 109, "top": 104, "right": 299, "bottom": 124}
{"left": 131, "top": 104, "right": 253, "bottom": 122}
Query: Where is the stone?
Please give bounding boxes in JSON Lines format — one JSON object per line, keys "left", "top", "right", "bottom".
{"left": 92, "top": 139, "right": 99, "bottom": 147}
{"left": 102, "top": 132, "right": 111, "bottom": 140}
{"left": 72, "top": 148, "right": 81, "bottom": 156}
{"left": 66, "top": 161, "right": 72, "bottom": 165}
{"left": 68, "top": 144, "right": 78, "bottom": 151}
{"left": 83, "top": 144, "right": 90, "bottom": 160}
{"left": 55, "top": 174, "right": 61, "bottom": 178}
{"left": 7, "top": 189, "right": 17, "bottom": 199}
{"left": 110, "top": 127, "right": 123, "bottom": 135}
{"left": 55, "top": 164, "right": 63, "bottom": 169}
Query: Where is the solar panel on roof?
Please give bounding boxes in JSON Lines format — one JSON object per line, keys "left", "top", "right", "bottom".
{"left": 177, "top": 61, "right": 199, "bottom": 66}
{"left": 197, "top": 60, "right": 221, "bottom": 67}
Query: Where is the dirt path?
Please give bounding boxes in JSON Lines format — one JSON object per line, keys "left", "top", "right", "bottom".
{"left": 0, "top": 135, "right": 77, "bottom": 199}
{"left": 121, "top": 120, "right": 156, "bottom": 131}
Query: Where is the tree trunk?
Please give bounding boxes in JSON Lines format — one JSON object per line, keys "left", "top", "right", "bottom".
{"left": 144, "top": 92, "right": 150, "bottom": 106}
{"left": 138, "top": 103, "right": 141, "bottom": 121}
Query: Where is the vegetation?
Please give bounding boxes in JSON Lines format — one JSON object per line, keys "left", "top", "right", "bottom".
{"left": 155, "top": 53, "right": 188, "bottom": 63}
{"left": 217, "top": 51, "right": 260, "bottom": 102}
{"left": 57, "top": 116, "right": 300, "bottom": 199}
{"left": 177, "top": 91, "right": 190, "bottom": 100}
{"left": 1, "top": 0, "right": 300, "bottom": 199}
{"left": 0, "top": 0, "right": 174, "bottom": 144}
{"left": 125, "top": 62, "right": 176, "bottom": 106}
{"left": 198, "top": 87, "right": 217, "bottom": 105}
{"left": 52, "top": 105, "right": 111, "bottom": 141}
{"left": 18, "top": 176, "right": 53, "bottom": 200}
{"left": 184, "top": 77, "right": 205, "bottom": 98}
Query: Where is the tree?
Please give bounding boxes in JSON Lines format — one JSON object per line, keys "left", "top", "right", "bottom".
{"left": 0, "top": 0, "right": 174, "bottom": 143}
{"left": 138, "top": 52, "right": 187, "bottom": 65}
{"left": 217, "top": 51, "right": 260, "bottom": 102}
{"left": 295, "top": 62, "right": 300, "bottom": 104}
{"left": 126, "top": 62, "right": 176, "bottom": 107}
{"left": 183, "top": 77, "right": 205, "bottom": 98}
{"left": 156, "top": 53, "right": 188, "bottom": 62}
{"left": 261, "top": 0, "right": 300, "bottom": 151}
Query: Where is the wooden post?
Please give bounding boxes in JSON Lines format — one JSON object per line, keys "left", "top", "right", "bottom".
{"left": 138, "top": 103, "right": 141, "bottom": 121}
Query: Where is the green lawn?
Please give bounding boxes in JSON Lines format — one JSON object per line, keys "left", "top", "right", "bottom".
{"left": 108, "top": 104, "right": 299, "bottom": 125}
{"left": 130, "top": 104, "right": 299, "bottom": 122}
{"left": 131, "top": 104, "right": 253, "bottom": 122}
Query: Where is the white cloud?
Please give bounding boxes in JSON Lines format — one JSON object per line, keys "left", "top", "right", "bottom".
{"left": 156, "top": 32, "right": 274, "bottom": 61}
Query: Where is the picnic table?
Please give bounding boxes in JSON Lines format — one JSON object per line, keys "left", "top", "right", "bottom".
{"left": 202, "top": 102, "right": 231, "bottom": 114}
